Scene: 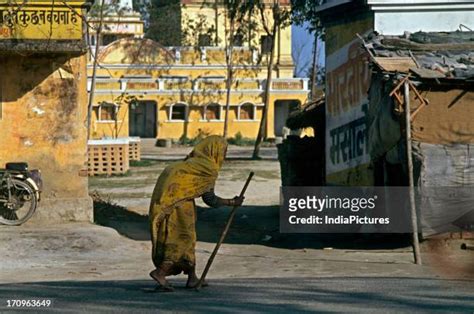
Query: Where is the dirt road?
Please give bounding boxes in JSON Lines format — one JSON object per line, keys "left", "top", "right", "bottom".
{"left": 1, "top": 146, "right": 473, "bottom": 312}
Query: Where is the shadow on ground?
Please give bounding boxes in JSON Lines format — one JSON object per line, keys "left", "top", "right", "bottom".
{"left": 1, "top": 277, "right": 473, "bottom": 312}
{"left": 93, "top": 200, "right": 411, "bottom": 250}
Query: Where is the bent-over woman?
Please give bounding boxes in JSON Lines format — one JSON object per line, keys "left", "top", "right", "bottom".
{"left": 149, "top": 135, "right": 244, "bottom": 291}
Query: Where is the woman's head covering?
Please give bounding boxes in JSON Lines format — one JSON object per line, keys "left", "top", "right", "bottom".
{"left": 187, "top": 135, "right": 228, "bottom": 170}
{"left": 150, "top": 135, "right": 228, "bottom": 216}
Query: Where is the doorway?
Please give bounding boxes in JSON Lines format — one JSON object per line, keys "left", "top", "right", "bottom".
{"left": 129, "top": 101, "right": 157, "bottom": 138}
{"left": 274, "top": 100, "right": 300, "bottom": 137}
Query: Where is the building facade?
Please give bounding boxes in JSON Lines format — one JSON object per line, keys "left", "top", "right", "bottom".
{"left": 88, "top": 0, "right": 309, "bottom": 140}
{"left": 0, "top": 0, "right": 93, "bottom": 223}
{"left": 88, "top": 0, "right": 144, "bottom": 47}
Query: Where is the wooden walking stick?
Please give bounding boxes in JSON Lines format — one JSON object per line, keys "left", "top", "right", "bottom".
{"left": 195, "top": 172, "right": 254, "bottom": 290}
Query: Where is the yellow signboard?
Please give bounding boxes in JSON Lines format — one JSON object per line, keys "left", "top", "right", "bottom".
{"left": 0, "top": 4, "right": 83, "bottom": 40}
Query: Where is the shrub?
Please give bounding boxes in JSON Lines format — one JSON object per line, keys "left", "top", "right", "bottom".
{"left": 228, "top": 132, "right": 254, "bottom": 146}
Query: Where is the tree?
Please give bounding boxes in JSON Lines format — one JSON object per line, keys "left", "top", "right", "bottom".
{"left": 222, "top": 1, "right": 253, "bottom": 138}
{"left": 252, "top": 0, "right": 291, "bottom": 159}
{"left": 291, "top": 0, "right": 324, "bottom": 100}
{"left": 292, "top": 37, "right": 311, "bottom": 77}
{"left": 290, "top": 0, "right": 321, "bottom": 31}
{"left": 87, "top": 0, "right": 106, "bottom": 141}
{"left": 145, "top": 0, "right": 182, "bottom": 46}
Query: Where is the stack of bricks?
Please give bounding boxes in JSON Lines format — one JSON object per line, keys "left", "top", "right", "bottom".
{"left": 128, "top": 137, "right": 141, "bottom": 161}
{"left": 87, "top": 139, "right": 130, "bottom": 176}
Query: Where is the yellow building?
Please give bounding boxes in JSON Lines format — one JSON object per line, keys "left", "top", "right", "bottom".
{"left": 0, "top": 0, "right": 93, "bottom": 222}
{"left": 88, "top": 0, "right": 309, "bottom": 140}
{"left": 87, "top": 0, "right": 144, "bottom": 46}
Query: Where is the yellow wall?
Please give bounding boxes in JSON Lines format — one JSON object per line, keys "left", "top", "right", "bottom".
{"left": 181, "top": 2, "right": 294, "bottom": 77}
{"left": 87, "top": 0, "right": 308, "bottom": 141}
{"left": 0, "top": 54, "right": 92, "bottom": 223}
{"left": 0, "top": 0, "right": 92, "bottom": 223}
{"left": 90, "top": 86, "right": 308, "bottom": 140}
{"left": 0, "top": 2, "right": 84, "bottom": 40}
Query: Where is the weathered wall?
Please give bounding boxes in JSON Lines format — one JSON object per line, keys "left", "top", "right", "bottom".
{"left": 412, "top": 89, "right": 474, "bottom": 145}
{"left": 0, "top": 55, "right": 92, "bottom": 223}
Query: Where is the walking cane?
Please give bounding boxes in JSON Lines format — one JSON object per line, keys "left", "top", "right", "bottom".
{"left": 195, "top": 172, "right": 254, "bottom": 291}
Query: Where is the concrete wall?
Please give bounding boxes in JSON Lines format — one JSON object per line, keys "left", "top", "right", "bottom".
{"left": 0, "top": 55, "right": 92, "bottom": 224}
{"left": 374, "top": 11, "right": 474, "bottom": 34}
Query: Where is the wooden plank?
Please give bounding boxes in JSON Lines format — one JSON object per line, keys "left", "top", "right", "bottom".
{"left": 410, "top": 67, "right": 446, "bottom": 79}
{"left": 374, "top": 57, "right": 417, "bottom": 73}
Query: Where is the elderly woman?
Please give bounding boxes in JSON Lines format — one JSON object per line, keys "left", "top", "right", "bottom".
{"left": 149, "top": 135, "right": 244, "bottom": 291}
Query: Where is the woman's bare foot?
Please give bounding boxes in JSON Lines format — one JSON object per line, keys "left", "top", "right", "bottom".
{"left": 150, "top": 269, "right": 174, "bottom": 292}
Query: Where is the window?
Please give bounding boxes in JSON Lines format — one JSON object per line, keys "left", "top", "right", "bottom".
{"left": 232, "top": 34, "right": 244, "bottom": 47}
{"left": 204, "top": 103, "right": 221, "bottom": 120}
{"left": 102, "top": 34, "right": 118, "bottom": 46}
{"left": 95, "top": 103, "right": 117, "bottom": 121}
{"left": 239, "top": 103, "right": 255, "bottom": 120}
{"left": 198, "top": 34, "right": 212, "bottom": 47}
{"left": 260, "top": 35, "right": 273, "bottom": 54}
{"left": 170, "top": 103, "right": 187, "bottom": 121}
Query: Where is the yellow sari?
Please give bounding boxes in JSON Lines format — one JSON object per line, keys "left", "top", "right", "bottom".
{"left": 149, "top": 135, "right": 227, "bottom": 275}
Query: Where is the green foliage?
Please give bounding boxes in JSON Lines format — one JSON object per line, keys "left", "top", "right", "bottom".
{"left": 92, "top": 170, "right": 131, "bottom": 178}
{"left": 145, "top": 0, "right": 182, "bottom": 46}
{"left": 130, "top": 160, "right": 156, "bottom": 167}
{"left": 290, "top": 0, "right": 324, "bottom": 36}
{"left": 89, "top": 0, "right": 128, "bottom": 17}
{"left": 228, "top": 132, "right": 254, "bottom": 146}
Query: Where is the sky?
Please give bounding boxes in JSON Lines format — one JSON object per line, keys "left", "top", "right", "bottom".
{"left": 292, "top": 22, "right": 325, "bottom": 78}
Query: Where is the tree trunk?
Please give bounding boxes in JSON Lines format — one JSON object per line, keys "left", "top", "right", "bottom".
{"left": 223, "top": 21, "right": 235, "bottom": 139}
{"left": 252, "top": 29, "right": 277, "bottom": 159}
{"left": 310, "top": 33, "right": 319, "bottom": 101}
{"left": 86, "top": 0, "right": 105, "bottom": 141}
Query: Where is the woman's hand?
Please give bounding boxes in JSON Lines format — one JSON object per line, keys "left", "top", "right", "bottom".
{"left": 230, "top": 195, "right": 245, "bottom": 207}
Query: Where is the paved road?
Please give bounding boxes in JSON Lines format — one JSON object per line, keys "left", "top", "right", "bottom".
{"left": 1, "top": 277, "right": 473, "bottom": 313}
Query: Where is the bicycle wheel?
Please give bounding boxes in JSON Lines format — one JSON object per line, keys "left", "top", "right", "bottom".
{"left": 0, "top": 179, "right": 38, "bottom": 226}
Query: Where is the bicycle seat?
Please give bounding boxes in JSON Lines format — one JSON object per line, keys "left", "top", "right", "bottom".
{"left": 5, "top": 162, "right": 29, "bottom": 172}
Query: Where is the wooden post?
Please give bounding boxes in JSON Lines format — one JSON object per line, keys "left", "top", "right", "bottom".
{"left": 404, "top": 81, "right": 422, "bottom": 265}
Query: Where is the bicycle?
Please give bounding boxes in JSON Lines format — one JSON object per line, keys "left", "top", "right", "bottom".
{"left": 0, "top": 163, "right": 42, "bottom": 226}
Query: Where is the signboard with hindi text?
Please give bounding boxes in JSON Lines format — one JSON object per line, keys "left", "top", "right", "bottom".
{"left": 325, "top": 16, "right": 374, "bottom": 185}
{"left": 0, "top": 1, "right": 85, "bottom": 40}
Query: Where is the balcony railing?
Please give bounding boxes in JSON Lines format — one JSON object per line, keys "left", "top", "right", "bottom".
{"left": 90, "top": 45, "right": 261, "bottom": 65}
{"left": 87, "top": 77, "right": 309, "bottom": 92}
